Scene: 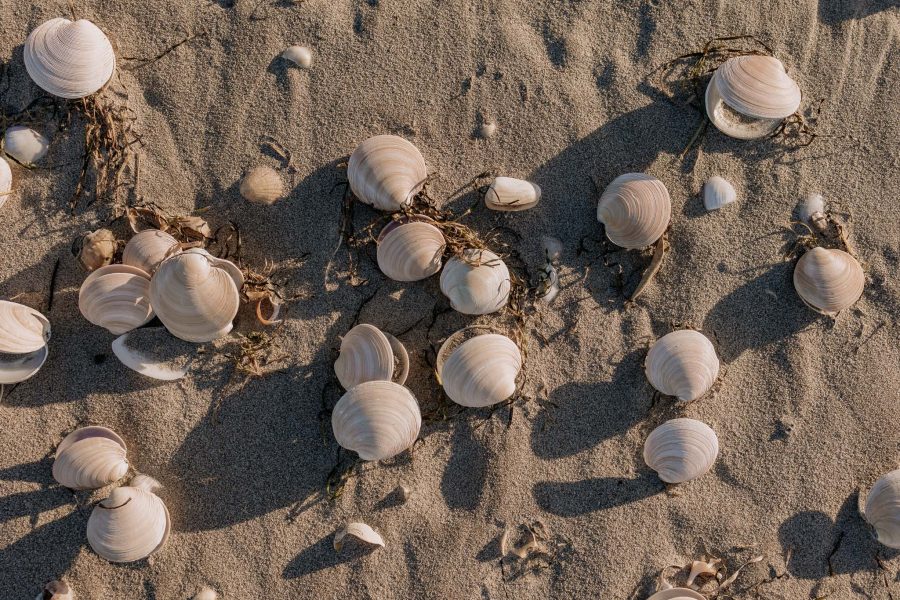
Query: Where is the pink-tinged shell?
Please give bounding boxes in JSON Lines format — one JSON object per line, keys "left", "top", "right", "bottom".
{"left": 597, "top": 173, "right": 671, "bottom": 249}
{"left": 376, "top": 220, "right": 445, "bottom": 281}
{"left": 645, "top": 330, "right": 719, "bottom": 402}
{"left": 348, "top": 135, "right": 427, "bottom": 211}
{"left": 78, "top": 265, "right": 154, "bottom": 335}
{"left": 643, "top": 418, "right": 719, "bottom": 484}
{"left": 332, "top": 380, "right": 421, "bottom": 461}
{"left": 793, "top": 247, "right": 864, "bottom": 315}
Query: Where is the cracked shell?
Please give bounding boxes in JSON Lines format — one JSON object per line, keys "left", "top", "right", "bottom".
{"left": 793, "top": 247, "right": 864, "bottom": 315}
{"left": 86, "top": 475, "right": 170, "bottom": 562}
{"left": 597, "top": 173, "right": 671, "bottom": 249}
{"left": 376, "top": 219, "right": 445, "bottom": 282}
{"left": 348, "top": 135, "right": 427, "bottom": 211}
{"left": 332, "top": 380, "right": 421, "bottom": 461}
{"left": 437, "top": 332, "right": 521, "bottom": 408}
{"left": 643, "top": 418, "right": 719, "bottom": 484}
{"left": 334, "top": 324, "right": 409, "bottom": 389}
{"left": 439, "top": 249, "right": 510, "bottom": 315}
{"left": 78, "top": 265, "right": 154, "bottom": 335}
{"left": 24, "top": 18, "right": 116, "bottom": 99}
{"left": 52, "top": 426, "right": 128, "bottom": 490}
{"left": 645, "top": 330, "right": 720, "bottom": 402}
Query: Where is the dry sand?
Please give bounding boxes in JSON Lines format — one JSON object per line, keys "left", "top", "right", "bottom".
{"left": 1, "top": 0, "right": 899, "bottom": 598}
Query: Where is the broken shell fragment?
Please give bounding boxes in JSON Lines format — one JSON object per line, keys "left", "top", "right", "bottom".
{"left": 112, "top": 328, "right": 194, "bottom": 381}
{"left": 597, "top": 173, "right": 671, "bottom": 249}
{"left": 37, "top": 580, "right": 74, "bottom": 600}
{"left": 76, "top": 228, "right": 117, "bottom": 271}
{"left": 193, "top": 587, "right": 218, "bottom": 600}
{"left": 334, "top": 324, "right": 409, "bottom": 389}
{"left": 24, "top": 18, "right": 116, "bottom": 99}
{"left": 0, "top": 157, "right": 11, "bottom": 209}
{"left": 239, "top": 165, "right": 285, "bottom": 205}
{"left": 439, "top": 249, "right": 511, "bottom": 315}
{"left": 479, "top": 121, "right": 497, "bottom": 139}
{"left": 703, "top": 176, "right": 736, "bottom": 211}
{"left": 793, "top": 246, "right": 864, "bottom": 315}
{"left": 484, "top": 177, "right": 541, "bottom": 211}
{"left": 282, "top": 45, "right": 312, "bottom": 68}
{"left": 348, "top": 135, "right": 427, "bottom": 211}
{"left": 52, "top": 426, "right": 128, "bottom": 490}
{"left": 643, "top": 418, "right": 719, "bottom": 484}
{"left": 78, "top": 265, "right": 155, "bottom": 335}
{"left": 332, "top": 380, "right": 421, "bottom": 461}
{"left": 645, "top": 330, "right": 720, "bottom": 402}
{"left": 863, "top": 469, "right": 900, "bottom": 548}
{"left": 334, "top": 522, "right": 385, "bottom": 552}
{"left": 122, "top": 229, "right": 180, "bottom": 274}
{"left": 648, "top": 590, "right": 706, "bottom": 600}
{"left": 798, "top": 192, "right": 826, "bottom": 225}
{"left": 376, "top": 219, "right": 445, "bottom": 282}
{"left": 686, "top": 558, "right": 722, "bottom": 587}
{"left": 3, "top": 126, "right": 50, "bottom": 166}
{"left": 86, "top": 475, "right": 170, "bottom": 562}
{"left": 437, "top": 332, "right": 521, "bottom": 408}
{"left": 541, "top": 235, "right": 563, "bottom": 262}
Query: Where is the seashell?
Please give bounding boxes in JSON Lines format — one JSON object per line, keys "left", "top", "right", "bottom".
{"left": 541, "top": 235, "right": 563, "bottom": 263}
{"left": 597, "top": 173, "right": 671, "bottom": 249}
{"left": 686, "top": 558, "right": 722, "bottom": 587}
{"left": 863, "top": 469, "right": 900, "bottom": 549}
{"left": 0, "top": 156, "right": 11, "bottom": 209}
{"left": 86, "top": 475, "right": 170, "bottom": 562}
{"left": 78, "top": 264, "right": 154, "bottom": 335}
{"left": 3, "top": 126, "right": 50, "bottom": 166}
{"left": 645, "top": 330, "right": 720, "bottom": 402}
{"left": 0, "top": 346, "right": 49, "bottom": 385}
{"left": 53, "top": 425, "right": 128, "bottom": 490}
{"left": 0, "top": 300, "right": 51, "bottom": 354}
{"left": 332, "top": 380, "right": 421, "bottom": 461}
{"left": 334, "top": 522, "right": 385, "bottom": 552}
{"left": 537, "top": 262, "right": 559, "bottom": 303}
{"left": 437, "top": 331, "right": 521, "bottom": 407}
{"left": 799, "top": 192, "right": 825, "bottom": 225}
{"left": 122, "top": 229, "right": 180, "bottom": 274}
{"left": 648, "top": 590, "right": 706, "bottom": 600}
{"left": 479, "top": 121, "right": 497, "bottom": 139}
{"left": 643, "top": 418, "right": 719, "bottom": 484}
{"left": 76, "top": 228, "right": 116, "bottom": 271}
{"left": 376, "top": 219, "right": 445, "bottom": 282}
{"left": 239, "top": 165, "right": 285, "bottom": 205}
{"left": 194, "top": 587, "right": 218, "bottom": 600}
{"left": 334, "top": 324, "right": 409, "bottom": 389}
{"left": 793, "top": 246, "right": 864, "bottom": 315}
{"left": 24, "top": 18, "right": 116, "bottom": 99}
{"left": 439, "top": 249, "right": 511, "bottom": 315}
{"left": 705, "top": 55, "right": 801, "bottom": 139}
{"left": 112, "top": 328, "right": 194, "bottom": 381}
{"left": 348, "top": 135, "right": 427, "bottom": 211}
{"left": 484, "top": 177, "right": 541, "bottom": 212}
{"left": 36, "top": 580, "right": 74, "bottom": 600}
{"left": 150, "top": 250, "right": 241, "bottom": 342}
{"left": 282, "top": 45, "right": 312, "bottom": 68}
{"left": 703, "top": 176, "right": 737, "bottom": 211}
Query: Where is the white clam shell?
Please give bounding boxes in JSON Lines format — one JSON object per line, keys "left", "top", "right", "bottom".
{"left": 0, "top": 300, "right": 50, "bottom": 354}
{"left": 239, "top": 165, "right": 285, "bottom": 205}
{"left": 437, "top": 332, "right": 521, "bottom": 408}
{"left": 112, "top": 328, "right": 194, "bottom": 381}
{"left": 703, "top": 176, "right": 737, "bottom": 211}
{"left": 332, "top": 380, "right": 421, "bottom": 461}
{"left": 24, "top": 18, "right": 116, "bottom": 99}
{"left": 376, "top": 219, "right": 445, "bottom": 282}
{"left": 87, "top": 476, "right": 170, "bottom": 562}
{"left": 0, "top": 156, "right": 11, "bottom": 209}
{"left": 334, "top": 522, "right": 384, "bottom": 551}
{"left": 864, "top": 469, "right": 900, "bottom": 549}
{"left": 0, "top": 346, "right": 48, "bottom": 385}
{"left": 643, "top": 418, "right": 719, "bottom": 484}
{"left": 52, "top": 426, "right": 128, "bottom": 490}
{"left": 439, "top": 249, "right": 511, "bottom": 315}
{"left": 334, "top": 324, "right": 409, "bottom": 389}
{"left": 150, "top": 250, "right": 241, "bottom": 343}
{"left": 705, "top": 55, "right": 801, "bottom": 139}
{"left": 282, "top": 45, "right": 312, "bottom": 68}
{"left": 122, "top": 229, "right": 180, "bottom": 274}
{"left": 793, "top": 247, "right": 864, "bottom": 315}
{"left": 597, "top": 173, "right": 671, "bottom": 249}
{"left": 485, "top": 177, "right": 541, "bottom": 211}
{"left": 3, "top": 126, "right": 50, "bottom": 166}
{"left": 78, "top": 264, "right": 155, "bottom": 335}
{"left": 348, "top": 135, "right": 427, "bottom": 211}
{"left": 645, "top": 330, "right": 720, "bottom": 402}
{"left": 648, "top": 589, "right": 706, "bottom": 600}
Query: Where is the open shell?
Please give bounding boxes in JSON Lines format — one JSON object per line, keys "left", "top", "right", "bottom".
{"left": 282, "top": 45, "right": 312, "bottom": 68}
{"left": 0, "top": 156, "right": 11, "bottom": 209}
{"left": 648, "top": 590, "right": 706, "bottom": 600}
{"left": 376, "top": 219, "right": 445, "bottom": 282}
{"left": 793, "top": 247, "right": 864, "bottom": 315}
{"left": 239, "top": 165, "right": 285, "bottom": 205}
{"left": 334, "top": 522, "right": 385, "bottom": 551}
{"left": 76, "top": 228, "right": 117, "bottom": 271}
{"left": 87, "top": 475, "right": 170, "bottom": 562}
{"left": 597, "top": 173, "right": 671, "bottom": 249}
{"left": 643, "top": 418, "right": 719, "bottom": 484}
{"left": 332, "top": 380, "right": 421, "bottom": 461}
{"left": 334, "top": 324, "right": 409, "bottom": 389}
{"left": 437, "top": 331, "right": 521, "bottom": 407}
{"left": 122, "top": 229, "right": 180, "bottom": 274}
{"left": 150, "top": 250, "right": 241, "bottom": 343}
{"left": 485, "top": 177, "right": 541, "bottom": 211}
{"left": 53, "top": 426, "right": 128, "bottom": 490}
{"left": 348, "top": 135, "right": 427, "bottom": 211}
{"left": 703, "top": 176, "right": 736, "bottom": 211}
{"left": 24, "top": 18, "right": 116, "bottom": 99}
{"left": 439, "top": 249, "right": 510, "bottom": 315}
{"left": 645, "top": 330, "right": 720, "bottom": 402}
{"left": 112, "top": 328, "right": 194, "bottom": 381}
{"left": 78, "top": 265, "right": 155, "bottom": 335}
{"left": 3, "top": 126, "right": 50, "bottom": 166}
{"left": 863, "top": 469, "right": 900, "bottom": 549}
{"left": 705, "top": 55, "right": 801, "bottom": 139}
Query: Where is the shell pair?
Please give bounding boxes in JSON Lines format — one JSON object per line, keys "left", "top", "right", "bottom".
{"left": 334, "top": 324, "right": 409, "bottom": 390}
{"left": 597, "top": 173, "right": 671, "bottom": 249}
{"left": 793, "top": 247, "right": 864, "bottom": 315}
{"left": 0, "top": 300, "right": 51, "bottom": 384}
{"left": 862, "top": 469, "right": 900, "bottom": 549}
{"left": 645, "top": 330, "right": 720, "bottom": 402}
{"left": 436, "top": 329, "right": 522, "bottom": 408}
{"left": 644, "top": 418, "right": 719, "bottom": 484}
{"left": 25, "top": 18, "right": 116, "bottom": 99}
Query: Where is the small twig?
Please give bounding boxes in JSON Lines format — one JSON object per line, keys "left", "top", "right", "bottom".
{"left": 122, "top": 32, "right": 208, "bottom": 71}
{"left": 46, "top": 257, "right": 60, "bottom": 313}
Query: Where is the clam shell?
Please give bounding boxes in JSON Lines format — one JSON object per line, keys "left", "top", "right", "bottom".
{"left": 645, "top": 330, "right": 720, "bottom": 402}
{"left": 334, "top": 324, "right": 409, "bottom": 389}
{"left": 282, "top": 45, "right": 312, "bottom": 68}
{"left": 334, "top": 522, "right": 385, "bottom": 551}
{"left": 24, "top": 18, "right": 116, "bottom": 99}
{"left": 112, "top": 328, "right": 194, "bottom": 381}
{"left": 793, "top": 247, "right": 864, "bottom": 315}
{"left": 705, "top": 55, "right": 801, "bottom": 139}
{"left": 332, "top": 380, "right": 421, "bottom": 461}
{"left": 3, "top": 126, "right": 50, "bottom": 166}
{"left": 376, "top": 219, "right": 445, "bottom": 282}
{"left": 78, "top": 265, "right": 155, "bottom": 335}
{"left": 703, "top": 176, "right": 736, "bottom": 211}
{"left": 239, "top": 165, "right": 285, "bottom": 205}
{"left": 0, "top": 156, "right": 11, "bottom": 209}
{"left": 597, "top": 173, "right": 671, "bottom": 249}
{"left": 150, "top": 250, "right": 241, "bottom": 342}
{"left": 76, "top": 228, "right": 116, "bottom": 272}
{"left": 484, "top": 177, "right": 541, "bottom": 211}
{"left": 37, "top": 580, "right": 74, "bottom": 600}
{"left": 864, "top": 469, "right": 900, "bottom": 549}
{"left": 648, "top": 590, "right": 706, "bottom": 600}
{"left": 439, "top": 249, "right": 511, "bottom": 315}
{"left": 0, "top": 300, "right": 50, "bottom": 354}
{"left": 194, "top": 587, "right": 218, "bottom": 600}
{"left": 0, "top": 346, "right": 49, "bottom": 385}
{"left": 643, "top": 418, "right": 719, "bottom": 484}
{"left": 86, "top": 476, "right": 170, "bottom": 562}
{"left": 53, "top": 426, "right": 128, "bottom": 490}
{"left": 348, "top": 135, "right": 427, "bottom": 211}
{"left": 122, "top": 229, "right": 180, "bottom": 274}
{"left": 437, "top": 332, "right": 521, "bottom": 407}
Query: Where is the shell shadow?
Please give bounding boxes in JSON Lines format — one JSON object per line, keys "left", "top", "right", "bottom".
{"left": 818, "top": 0, "right": 898, "bottom": 24}
{"left": 532, "top": 472, "right": 662, "bottom": 517}
{"left": 440, "top": 418, "right": 490, "bottom": 511}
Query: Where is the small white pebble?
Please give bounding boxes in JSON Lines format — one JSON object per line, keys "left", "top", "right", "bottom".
{"left": 479, "top": 121, "right": 497, "bottom": 138}
{"left": 282, "top": 45, "right": 312, "bottom": 69}
{"left": 194, "top": 586, "right": 218, "bottom": 600}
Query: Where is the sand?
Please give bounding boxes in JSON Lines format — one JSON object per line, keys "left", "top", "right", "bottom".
{"left": 1, "top": 0, "right": 899, "bottom": 598}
